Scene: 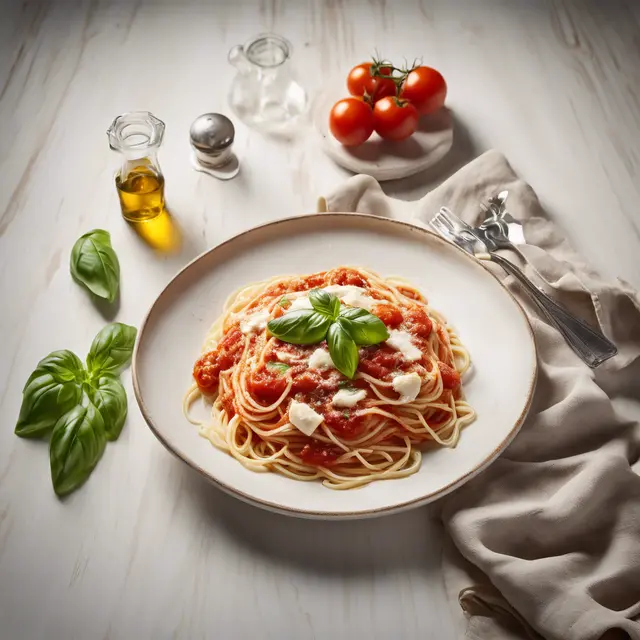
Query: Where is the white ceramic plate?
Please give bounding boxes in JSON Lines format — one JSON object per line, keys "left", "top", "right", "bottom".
{"left": 312, "top": 83, "right": 453, "bottom": 181}
{"left": 133, "top": 214, "right": 537, "bottom": 519}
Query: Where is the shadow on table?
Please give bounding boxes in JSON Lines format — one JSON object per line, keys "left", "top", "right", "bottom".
{"left": 125, "top": 205, "right": 207, "bottom": 268}
{"left": 172, "top": 458, "right": 443, "bottom": 576}
{"left": 381, "top": 110, "right": 479, "bottom": 201}
{"left": 127, "top": 207, "right": 184, "bottom": 255}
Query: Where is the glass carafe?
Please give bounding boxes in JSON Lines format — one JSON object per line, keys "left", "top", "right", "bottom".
{"left": 228, "top": 33, "right": 307, "bottom": 133}
{"left": 107, "top": 111, "right": 165, "bottom": 221}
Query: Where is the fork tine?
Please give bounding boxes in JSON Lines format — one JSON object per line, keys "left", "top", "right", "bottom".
{"left": 439, "top": 206, "right": 470, "bottom": 231}
{"left": 433, "top": 209, "right": 457, "bottom": 234}
{"left": 429, "top": 216, "right": 456, "bottom": 242}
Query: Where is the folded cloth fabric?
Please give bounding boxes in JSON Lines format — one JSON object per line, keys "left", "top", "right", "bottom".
{"left": 319, "top": 150, "right": 640, "bottom": 640}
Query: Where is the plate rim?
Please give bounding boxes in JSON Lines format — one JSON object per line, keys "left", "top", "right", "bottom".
{"left": 132, "top": 213, "right": 538, "bottom": 519}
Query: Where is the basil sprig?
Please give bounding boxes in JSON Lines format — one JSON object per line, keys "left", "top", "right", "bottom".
{"left": 70, "top": 229, "right": 120, "bottom": 303}
{"left": 267, "top": 289, "right": 389, "bottom": 378}
{"left": 14, "top": 322, "right": 137, "bottom": 496}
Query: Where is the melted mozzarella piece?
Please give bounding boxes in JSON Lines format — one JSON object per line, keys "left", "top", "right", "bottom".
{"left": 331, "top": 388, "right": 367, "bottom": 408}
{"left": 323, "top": 285, "right": 376, "bottom": 310}
{"left": 240, "top": 308, "right": 271, "bottom": 334}
{"left": 308, "top": 347, "right": 335, "bottom": 370}
{"left": 287, "top": 296, "right": 313, "bottom": 312}
{"left": 392, "top": 372, "right": 422, "bottom": 402}
{"left": 285, "top": 286, "right": 377, "bottom": 314}
{"left": 288, "top": 401, "right": 324, "bottom": 436}
{"left": 275, "top": 350, "right": 297, "bottom": 363}
{"left": 386, "top": 330, "right": 422, "bottom": 362}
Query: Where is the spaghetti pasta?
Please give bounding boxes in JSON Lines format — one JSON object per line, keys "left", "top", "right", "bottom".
{"left": 185, "top": 266, "right": 475, "bottom": 490}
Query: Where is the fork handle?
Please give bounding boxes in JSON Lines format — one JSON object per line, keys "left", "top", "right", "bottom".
{"left": 489, "top": 253, "right": 617, "bottom": 367}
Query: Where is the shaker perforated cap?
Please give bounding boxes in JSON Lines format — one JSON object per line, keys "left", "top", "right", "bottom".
{"left": 189, "top": 113, "right": 235, "bottom": 154}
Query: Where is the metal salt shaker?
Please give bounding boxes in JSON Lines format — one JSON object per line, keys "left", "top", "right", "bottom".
{"left": 189, "top": 113, "right": 239, "bottom": 179}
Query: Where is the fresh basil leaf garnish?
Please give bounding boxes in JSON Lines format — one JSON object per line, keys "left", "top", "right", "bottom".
{"left": 327, "top": 323, "right": 358, "bottom": 379}
{"left": 86, "top": 323, "right": 137, "bottom": 376}
{"left": 70, "top": 229, "right": 120, "bottom": 303}
{"left": 266, "top": 361, "right": 290, "bottom": 374}
{"left": 86, "top": 374, "right": 128, "bottom": 441}
{"left": 15, "top": 351, "right": 85, "bottom": 438}
{"left": 267, "top": 287, "right": 392, "bottom": 379}
{"left": 308, "top": 289, "right": 340, "bottom": 319}
{"left": 338, "top": 307, "right": 390, "bottom": 346}
{"left": 267, "top": 310, "right": 332, "bottom": 345}
{"left": 49, "top": 396, "right": 106, "bottom": 496}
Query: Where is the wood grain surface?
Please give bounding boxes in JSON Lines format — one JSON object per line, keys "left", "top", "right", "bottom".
{"left": 1, "top": 1, "right": 639, "bottom": 638}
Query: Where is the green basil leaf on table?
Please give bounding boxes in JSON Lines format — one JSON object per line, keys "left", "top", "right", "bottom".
{"left": 327, "top": 323, "right": 359, "bottom": 379}
{"left": 86, "top": 374, "right": 128, "bottom": 441}
{"left": 49, "top": 397, "right": 107, "bottom": 497}
{"left": 86, "top": 322, "right": 138, "bottom": 375}
{"left": 308, "top": 288, "right": 340, "bottom": 319}
{"left": 267, "top": 310, "right": 332, "bottom": 345}
{"left": 266, "top": 361, "right": 290, "bottom": 374}
{"left": 15, "top": 350, "right": 85, "bottom": 438}
{"left": 24, "top": 350, "right": 85, "bottom": 386}
{"left": 70, "top": 229, "right": 120, "bottom": 303}
{"left": 337, "top": 307, "right": 390, "bottom": 346}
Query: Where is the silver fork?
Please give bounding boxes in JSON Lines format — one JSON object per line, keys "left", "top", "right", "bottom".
{"left": 430, "top": 207, "right": 618, "bottom": 368}
{"left": 478, "top": 191, "right": 526, "bottom": 252}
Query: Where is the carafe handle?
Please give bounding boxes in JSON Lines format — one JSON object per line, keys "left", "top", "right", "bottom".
{"left": 228, "top": 45, "right": 252, "bottom": 73}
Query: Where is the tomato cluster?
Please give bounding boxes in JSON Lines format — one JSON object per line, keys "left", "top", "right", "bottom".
{"left": 329, "top": 59, "right": 447, "bottom": 147}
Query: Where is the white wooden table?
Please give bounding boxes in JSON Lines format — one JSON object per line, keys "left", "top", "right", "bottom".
{"left": 1, "top": 2, "right": 639, "bottom": 638}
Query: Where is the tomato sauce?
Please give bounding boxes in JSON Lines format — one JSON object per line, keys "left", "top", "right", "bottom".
{"left": 438, "top": 361, "right": 460, "bottom": 389}
{"left": 193, "top": 327, "right": 243, "bottom": 391}
{"left": 220, "top": 392, "right": 236, "bottom": 418}
{"left": 248, "top": 367, "right": 288, "bottom": 404}
{"left": 404, "top": 306, "right": 433, "bottom": 338}
{"left": 299, "top": 442, "right": 343, "bottom": 467}
{"left": 373, "top": 304, "right": 403, "bottom": 328}
{"left": 323, "top": 409, "right": 365, "bottom": 439}
{"left": 328, "top": 267, "right": 368, "bottom": 287}
{"left": 263, "top": 273, "right": 328, "bottom": 299}
{"left": 359, "top": 345, "right": 402, "bottom": 379}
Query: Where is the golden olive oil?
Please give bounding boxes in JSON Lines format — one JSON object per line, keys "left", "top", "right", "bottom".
{"left": 115, "top": 165, "right": 165, "bottom": 221}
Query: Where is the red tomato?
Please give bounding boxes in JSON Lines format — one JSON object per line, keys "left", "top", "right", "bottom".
{"left": 373, "top": 97, "right": 418, "bottom": 141}
{"left": 347, "top": 62, "right": 396, "bottom": 102}
{"left": 400, "top": 66, "right": 447, "bottom": 115}
{"left": 329, "top": 97, "right": 374, "bottom": 147}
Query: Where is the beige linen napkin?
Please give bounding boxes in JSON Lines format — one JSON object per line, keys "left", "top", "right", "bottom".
{"left": 320, "top": 150, "right": 640, "bottom": 640}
